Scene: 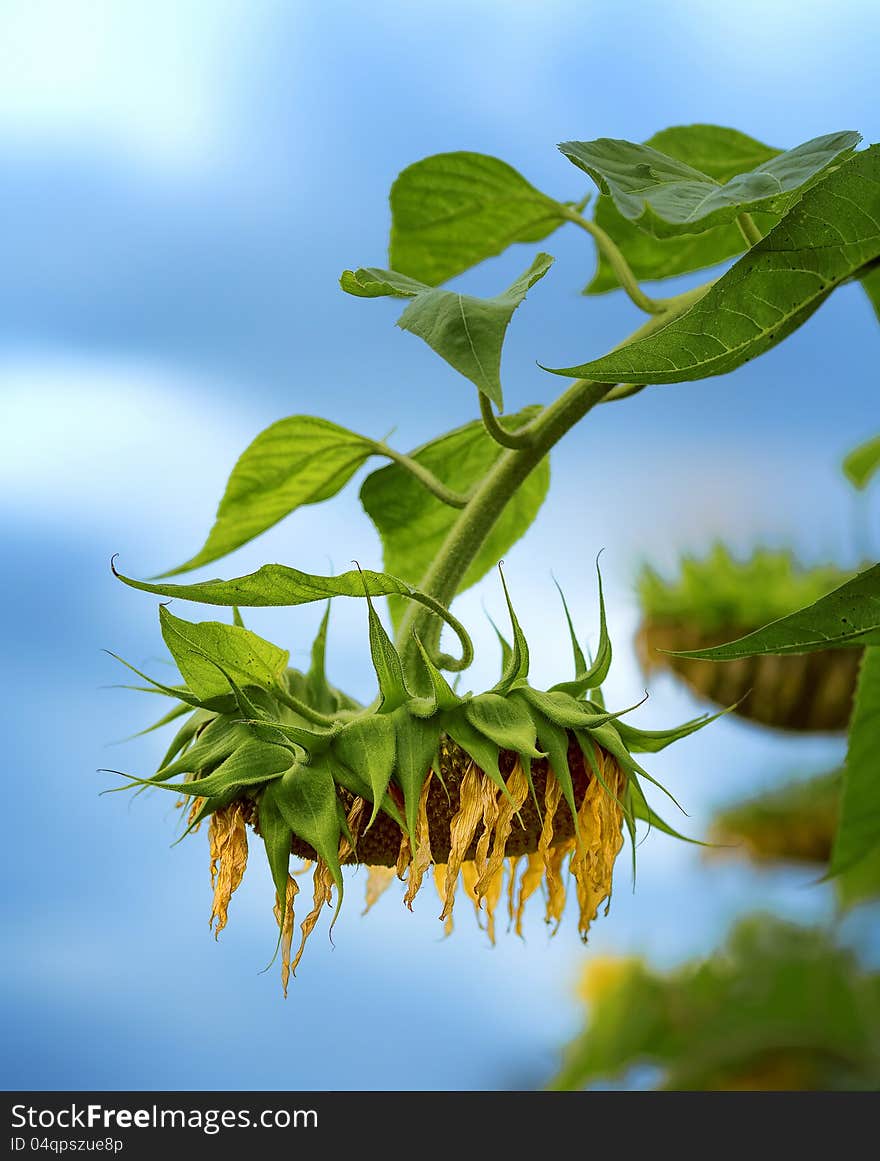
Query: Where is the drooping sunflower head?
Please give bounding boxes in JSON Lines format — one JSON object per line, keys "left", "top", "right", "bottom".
{"left": 106, "top": 565, "right": 713, "bottom": 993}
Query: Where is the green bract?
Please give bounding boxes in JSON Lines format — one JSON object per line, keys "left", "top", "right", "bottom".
{"left": 108, "top": 564, "right": 714, "bottom": 988}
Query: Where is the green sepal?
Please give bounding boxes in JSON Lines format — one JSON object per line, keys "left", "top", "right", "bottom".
{"left": 158, "top": 604, "right": 290, "bottom": 702}
{"left": 580, "top": 723, "right": 684, "bottom": 815}
{"left": 245, "top": 718, "right": 337, "bottom": 761}
{"left": 154, "top": 715, "right": 251, "bottom": 781}
{"left": 305, "top": 603, "right": 336, "bottom": 714}
{"left": 107, "top": 738, "right": 295, "bottom": 799}
{"left": 156, "top": 708, "right": 213, "bottom": 771}
{"left": 126, "top": 699, "right": 193, "bottom": 742}
{"left": 485, "top": 609, "right": 513, "bottom": 679}
{"left": 491, "top": 568, "right": 530, "bottom": 693}
{"left": 523, "top": 705, "right": 579, "bottom": 846}
{"left": 359, "top": 574, "right": 409, "bottom": 711}
{"left": 465, "top": 692, "right": 543, "bottom": 759}
{"left": 173, "top": 785, "right": 240, "bottom": 845}
{"left": 553, "top": 578, "right": 587, "bottom": 677}
{"left": 442, "top": 708, "right": 508, "bottom": 799}
{"left": 105, "top": 652, "right": 213, "bottom": 711}
{"left": 514, "top": 686, "right": 640, "bottom": 731}
{"left": 574, "top": 728, "right": 633, "bottom": 823}
{"left": 629, "top": 774, "right": 705, "bottom": 845}
{"left": 549, "top": 560, "right": 611, "bottom": 695}
{"left": 256, "top": 779, "right": 294, "bottom": 966}
{"left": 392, "top": 707, "right": 440, "bottom": 845}
{"left": 333, "top": 714, "right": 397, "bottom": 829}
{"left": 615, "top": 708, "right": 721, "bottom": 754}
{"left": 274, "top": 757, "right": 344, "bottom": 913}
{"left": 411, "top": 634, "right": 464, "bottom": 714}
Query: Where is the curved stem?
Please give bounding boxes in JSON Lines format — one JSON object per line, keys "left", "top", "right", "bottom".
{"left": 394, "top": 292, "right": 712, "bottom": 673}
{"left": 564, "top": 208, "right": 664, "bottom": 315}
{"left": 370, "top": 441, "right": 471, "bottom": 508}
{"left": 478, "top": 392, "right": 540, "bottom": 449}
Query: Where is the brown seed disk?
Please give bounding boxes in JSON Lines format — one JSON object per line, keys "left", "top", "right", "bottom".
{"left": 636, "top": 618, "right": 860, "bottom": 733}
{"left": 250, "top": 733, "right": 597, "bottom": 867}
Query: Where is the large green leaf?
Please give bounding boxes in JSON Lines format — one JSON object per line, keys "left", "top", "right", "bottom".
{"left": 559, "top": 130, "right": 859, "bottom": 238}
{"left": 389, "top": 151, "right": 569, "bottom": 285}
{"left": 546, "top": 146, "right": 880, "bottom": 384}
{"left": 669, "top": 564, "right": 880, "bottom": 661}
{"left": 114, "top": 560, "right": 472, "bottom": 666}
{"left": 158, "top": 605, "right": 289, "bottom": 700}
{"left": 359, "top": 409, "right": 549, "bottom": 625}
{"left": 585, "top": 125, "right": 780, "bottom": 294}
{"left": 164, "top": 417, "right": 376, "bottom": 576}
{"left": 341, "top": 253, "right": 553, "bottom": 408}
{"left": 843, "top": 434, "right": 880, "bottom": 490}
{"left": 831, "top": 649, "right": 880, "bottom": 876}
{"left": 863, "top": 265, "right": 880, "bottom": 322}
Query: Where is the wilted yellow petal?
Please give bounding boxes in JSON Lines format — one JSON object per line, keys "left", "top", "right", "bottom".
{"left": 339, "top": 796, "right": 367, "bottom": 865}
{"left": 441, "top": 763, "right": 484, "bottom": 920}
{"left": 482, "top": 863, "right": 505, "bottom": 946}
{"left": 433, "top": 865, "right": 454, "bottom": 937}
{"left": 544, "top": 839, "right": 573, "bottom": 932}
{"left": 569, "top": 747, "right": 626, "bottom": 941}
{"left": 187, "top": 796, "right": 205, "bottom": 832}
{"left": 473, "top": 775, "right": 501, "bottom": 879}
{"left": 363, "top": 865, "right": 397, "bottom": 914}
{"left": 396, "top": 832, "right": 412, "bottom": 880}
{"left": 460, "top": 860, "right": 483, "bottom": 921}
{"left": 291, "top": 858, "right": 314, "bottom": 877}
{"left": 290, "top": 858, "right": 334, "bottom": 976}
{"left": 273, "top": 874, "right": 300, "bottom": 999}
{"left": 208, "top": 802, "right": 249, "bottom": 937}
{"left": 475, "top": 761, "right": 530, "bottom": 897}
{"left": 515, "top": 852, "right": 545, "bottom": 938}
{"left": 404, "top": 773, "right": 434, "bottom": 910}
{"left": 506, "top": 856, "right": 522, "bottom": 928}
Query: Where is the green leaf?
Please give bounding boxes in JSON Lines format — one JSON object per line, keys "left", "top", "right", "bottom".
{"left": 158, "top": 605, "right": 289, "bottom": 701}
{"left": 584, "top": 125, "right": 781, "bottom": 294}
{"left": 360, "top": 409, "right": 549, "bottom": 625}
{"left": 863, "top": 264, "right": 880, "bottom": 322}
{"left": 831, "top": 648, "right": 880, "bottom": 876}
{"left": 333, "top": 715, "right": 397, "bottom": 829}
{"left": 615, "top": 710, "right": 719, "bottom": 754}
{"left": 163, "top": 417, "right": 376, "bottom": 576}
{"left": 670, "top": 564, "right": 880, "bottom": 660}
{"left": 275, "top": 758, "right": 344, "bottom": 899}
{"left": 388, "top": 151, "right": 569, "bottom": 285}
{"left": 560, "top": 130, "right": 859, "bottom": 238}
{"left": 341, "top": 253, "right": 553, "bottom": 408}
{"left": 843, "top": 434, "right": 880, "bottom": 490}
{"left": 465, "top": 693, "right": 543, "bottom": 759}
{"left": 392, "top": 708, "right": 440, "bottom": 844}
{"left": 545, "top": 146, "right": 880, "bottom": 384}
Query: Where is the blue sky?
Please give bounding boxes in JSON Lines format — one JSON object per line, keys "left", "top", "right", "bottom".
{"left": 2, "top": 0, "right": 878, "bottom": 1090}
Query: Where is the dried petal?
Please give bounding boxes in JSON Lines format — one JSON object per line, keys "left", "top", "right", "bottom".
{"left": 404, "top": 772, "right": 434, "bottom": 909}
{"left": 475, "top": 761, "right": 530, "bottom": 897}
{"left": 441, "top": 763, "right": 485, "bottom": 920}
{"left": 506, "top": 855, "right": 522, "bottom": 928}
{"left": 363, "top": 865, "right": 398, "bottom": 914}
{"left": 290, "top": 858, "right": 334, "bottom": 975}
{"left": 339, "top": 796, "right": 368, "bottom": 864}
{"left": 433, "top": 865, "right": 454, "bottom": 937}
{"left": 569, "top": 747, "right": 625, "bottom": 941}
{"left": 515, "top": 852, "right": 545, "bottom": 937}
{"left": 396, "top": 832, "right": 412, "bottom": 880}
{"left": 482, "top": 863, "right": 505, "bottom": 946}
{"left": 208, "top": 802, "right": 249, "bottom": 937}
{"left": 273, "top": 874, "right": 300, "bottom": 998}
{"left": 188, "top": 796, "right": 206, "bottom": 832}
{"left": 473, "top": 774, "right": 501, "bottom": 879}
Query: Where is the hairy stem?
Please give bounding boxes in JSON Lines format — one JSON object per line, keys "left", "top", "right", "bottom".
{"left": 736, "top": 211, "right": 763, "bottom": 248}
{"left": 395, "top": 289, "right": 711, "bottom": 672}
{"left": 371, "top": 441, "right": 471, "bottom": 508}
{"left": 478, "top": 392, "right": 539, "bottom": 449}
{"left": 564, "top": 208, "right": 664, "bottom": 315}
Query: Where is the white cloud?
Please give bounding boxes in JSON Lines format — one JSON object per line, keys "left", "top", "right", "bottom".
{"left": 0, "top": 0, "right": 257, "bottom": 174}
